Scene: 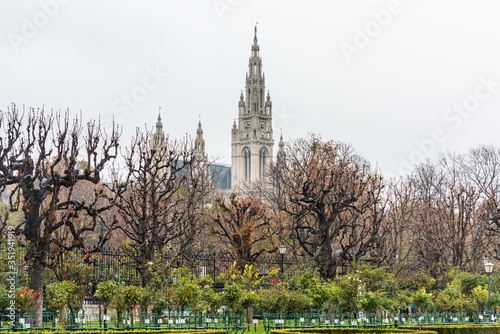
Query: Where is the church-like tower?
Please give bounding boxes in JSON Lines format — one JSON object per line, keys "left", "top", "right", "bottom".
{"left": 154, "top": 112, "right": 165, "bottom": 148}
{"left": 194, "top": 118, "right": 207, "bottom": 163}
{"left": 231, "top": 26, "right": 274, "bottom": 188}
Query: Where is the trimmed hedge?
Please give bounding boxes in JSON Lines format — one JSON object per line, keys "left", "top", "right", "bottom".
{"left": 399, "top": 325, "right": 500, "bottom": 334}
{"left": 270, "top": 328, "right": 438, "bottom": 334}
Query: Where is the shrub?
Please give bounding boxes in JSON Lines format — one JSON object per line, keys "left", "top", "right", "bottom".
{"left": 410, "top": 287, "right": 434, "bottom": 312}
{"left": 45, "top": 282, "right": 68, "bottom": 317}
{"left": 171, "top": 268, "right": 201, "bottom": 312}
{"left": 95, "top": 280, "right": 120, "bottom": 315}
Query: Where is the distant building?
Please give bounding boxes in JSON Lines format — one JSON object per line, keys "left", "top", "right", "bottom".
{"left": 152, "top": 26, "right": 279, "bottom": 192}
{"left": 153, "top": 114, "right": 231, "bottom": 190}
{"left": 231, "top": 26, "right": 274, "bottom": 189}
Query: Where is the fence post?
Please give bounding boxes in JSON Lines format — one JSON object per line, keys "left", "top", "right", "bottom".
{"left": 213, "top": 252, "right": 216, "bottom": 277}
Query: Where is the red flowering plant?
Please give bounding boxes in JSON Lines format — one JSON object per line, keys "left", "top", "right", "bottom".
{"left": 50, "top": 250, "right": 94, "bottom": 286}
{"left": 48, "top": 250, "right": 95, "bottom": 315}
{"left": 15, "top": 287, "right": 41, "bottom": 313}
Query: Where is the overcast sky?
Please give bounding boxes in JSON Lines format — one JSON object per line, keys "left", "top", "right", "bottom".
{"left": 1, "top": 0, "right": 500, "bottom": 178}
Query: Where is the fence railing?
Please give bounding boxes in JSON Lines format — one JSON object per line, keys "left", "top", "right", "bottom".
{"left": 2, "top": 311, "right": 499, "bottom": 332}
{"left": 3, "top": 246, "right": 312, "bottom": 287}
{"left": 262, "top": 311, "right": 499, "bottom": 333}
{"left": 0, "top": 310, "right": 246, "bottom": 332}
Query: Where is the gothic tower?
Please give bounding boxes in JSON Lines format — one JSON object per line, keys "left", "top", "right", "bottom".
{"left": 231, "top": 26, "right": 274, "bottom": 188}
{"left": 194, "top": 118, "right": 207, "bottom": 163}
{"left": 154, "top": 112, "right": 165, "bottom": 148}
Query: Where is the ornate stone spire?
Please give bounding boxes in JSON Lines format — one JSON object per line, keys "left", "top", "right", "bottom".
{"left": 279, "top": 129, "right": 284, "bottom": 152}
{"left": 194, "top": 117, "right": 206, "bottom": 162}
{"left": 154, "top": 108, "right": 165, "bottom": 147}
{"left": 231, "top": 27, "right": 274, "bottom": 188}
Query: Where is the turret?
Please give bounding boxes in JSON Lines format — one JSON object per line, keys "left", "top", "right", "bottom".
{"left": 238, "top": 91, "right": 246, "bottom": 115}
{"left": 231, "top": 119, "right": 237, "bottom": 140}
{"left": 279, "top": 130, "right": 284, "bottom": 152}
{"left": 265, "top": 91, "right": 272, "bottom": 115}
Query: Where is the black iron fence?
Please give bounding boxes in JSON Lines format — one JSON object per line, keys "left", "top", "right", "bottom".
{"left": 1, "top": 245, "right": 313, "bottom": 287}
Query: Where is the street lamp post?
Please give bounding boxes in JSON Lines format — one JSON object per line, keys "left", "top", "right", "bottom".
{"left": 485, "top": 260, "right": 494, "bottom": 317}
{"left": 279, "top": 245, "right": 286, "bottom": 274}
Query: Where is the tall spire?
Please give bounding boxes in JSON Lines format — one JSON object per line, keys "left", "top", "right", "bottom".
{"left": 154, "top": 108, "right": 165, "bottom": 147}
{"left": 197, "top": 117, "right": 203, "bottom": 137}
{"left": 246, "top": 26, "right": 265, "bottom": 114}
{"left": 279, "top": 129, "right": 284, "bottom": 151}
{"left": 231, "top": 27, "right": 274, "bottom": 189}
{"left": 277, "top": 128, "right": 285, "bottom": 166}
{"left": 251, "top": 24, "right": 260, "bottom": 58}
{"left": 195, "top": 118, "right": 206, "bottom": 162}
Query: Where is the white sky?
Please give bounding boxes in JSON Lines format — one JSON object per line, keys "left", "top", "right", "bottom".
{"left": 1, "top": 0, "right": 500, "bottom": 178}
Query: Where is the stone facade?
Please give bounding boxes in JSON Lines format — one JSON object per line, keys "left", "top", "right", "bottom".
{"left": 231, "top": 27, "right": 274, "bottom": 189}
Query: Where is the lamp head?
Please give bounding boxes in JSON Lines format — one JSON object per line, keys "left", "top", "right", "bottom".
{"left": 485, "top": 261, "right": 494, "bottom": 274}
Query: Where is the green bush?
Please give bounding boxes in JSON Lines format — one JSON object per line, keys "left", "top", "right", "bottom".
{"left": 45, "top": 282, "right": 68, "bottom": 317}
{"left": 255, "top": 284, "right": 290, "bottom": 313}
{"left": 410, "top": 287, "right": 434, "bottom": 312}
{"left": 122, "top": 285, "right": 145, "bottom": 314}
{"left": 171, "top": 268, "right": 202, "bottom": 311}
{"left": 94, "top": 280, "right": 120, "bottom": 315}
{"left": 222, "top": 282, "right": 242, "bottom": 311}
{"left": 199, "top": 284, "right": 223, "bottom": 314}
{"left": 0, "top": 284, "right": 10, "bottom": 310}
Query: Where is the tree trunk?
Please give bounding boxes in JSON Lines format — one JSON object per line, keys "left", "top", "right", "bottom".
{"left": 29, "top": 264, "right": 45, "bottom": 327}
{"left": 244, "top": 306, "right": 253, "bottom": 327}
{"left": 58, "top": 306, "right": 65, "bottom": 326}
{"left": 317, "top": 225, "right": 335, "bottom": 280}
{"left": 129, "top": 309, "right": 134, "bottom": 327}
{"left": 140, "top": 268, "right": 152, "bottom": 313}
{"left": 117, "top": 312, "right": 123, "bottom": 328}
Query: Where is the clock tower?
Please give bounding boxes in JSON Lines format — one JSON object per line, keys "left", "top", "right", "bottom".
{"left": 231, "top": 26, "right": 274, "bottom": 189}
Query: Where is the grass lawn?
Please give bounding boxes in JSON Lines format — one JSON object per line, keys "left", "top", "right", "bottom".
{"left": 244, "top": 322, "right": 266, "bottom": 334}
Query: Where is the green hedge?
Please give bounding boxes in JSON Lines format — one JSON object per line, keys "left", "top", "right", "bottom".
{"left": 270, "top": 328, "right": 438, "bottom": 334}
{"left": 399, "top": 325, "right": 500, "bottom": 334}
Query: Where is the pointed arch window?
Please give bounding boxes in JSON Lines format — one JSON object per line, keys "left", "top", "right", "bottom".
{"left": 243, "top": 147, "right": 251, "bottom": 182}
{"left": 259, "top": 147, "right": 269, "bottom": 182}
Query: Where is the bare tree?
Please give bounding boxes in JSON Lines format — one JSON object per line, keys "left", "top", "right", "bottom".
{"left": 460, "top": 145, "right": 500, "bottom": 261}
{"left": 209, "top": 193, "right": 277, "bottom": 271}
{"left": 410, "top": 154, "right": 486, "bottom": 275}
{"left": 110, "top": 128, "right": 211, "bottom": 292}
{"left": 0, "top": 104, "right": 120, "bottom": 325}
{"left": 268, "top": 134, "right": 386, "bottom": 279}
{"left": 378, "top": 177, "right": 418, "bottom": 276}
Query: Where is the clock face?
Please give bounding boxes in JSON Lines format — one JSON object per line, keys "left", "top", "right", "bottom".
{"left": 260, "top": 121, "right": 266, "bottom": 130}
{"left": 244, "top": 121, "right": 251, "bottom": 130}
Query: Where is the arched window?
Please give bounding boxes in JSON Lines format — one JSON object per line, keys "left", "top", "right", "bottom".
{"left": 242, "top": 147, "right": 251, "bottom": 182}
{"left": 259, "top": 147, "right": 269, "bottom": 182}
